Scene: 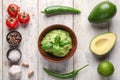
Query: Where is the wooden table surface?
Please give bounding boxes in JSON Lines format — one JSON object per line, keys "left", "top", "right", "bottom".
{"left": 0, "top": 0, "right": 120, "bottom": 80}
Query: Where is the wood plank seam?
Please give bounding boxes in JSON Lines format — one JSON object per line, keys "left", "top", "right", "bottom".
{"left": 37, "top": 0, "right": 39, "bottom": 80}
{"left": 2, "top": 0, "right": 3, "bottom": 79}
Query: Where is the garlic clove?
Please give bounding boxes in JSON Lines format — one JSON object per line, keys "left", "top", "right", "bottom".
{"left": 22, "top": 62, "right": 29, "bottom": 67}
{"left": 28, "top": 70, "right": 34, "bottom": 78}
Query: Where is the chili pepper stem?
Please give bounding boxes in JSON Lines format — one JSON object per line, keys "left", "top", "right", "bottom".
{"left": 41, "top": 11, "right": 45, "bottom": 13}
{"left": 77, "top": 64, "right": 89, "bottom": 72}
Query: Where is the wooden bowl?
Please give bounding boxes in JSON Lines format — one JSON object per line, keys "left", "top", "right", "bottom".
{"left": 38, "top": 24, "right": 77, "bottom": 62}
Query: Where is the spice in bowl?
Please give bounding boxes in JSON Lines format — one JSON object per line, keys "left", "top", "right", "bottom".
{"left": 7, "top": 48, "right": 22, "bottom": 63}
{"left": 6, "top": 31, "right": 22, "bottom": 47}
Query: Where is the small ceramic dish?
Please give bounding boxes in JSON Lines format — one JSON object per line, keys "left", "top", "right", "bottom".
{"left": 38, "top": 24, "right": 77, "bottom": 62}
{"left": 6, "top": 31, "right": 22, "bottom": 47}
{"left": 7, "top": 48, "right": 22, "bottom": 63}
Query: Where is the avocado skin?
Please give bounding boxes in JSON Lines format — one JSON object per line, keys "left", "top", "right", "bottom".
{"left": 89, "top": 32, "right": 117, "bottom": 57}
{"left": 88, "top": 1, "right": 117, "bottom": 24}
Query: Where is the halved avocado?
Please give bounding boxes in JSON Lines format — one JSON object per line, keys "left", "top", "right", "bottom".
{"left": 90, "top": 32, "right": 116, "bottom": 56}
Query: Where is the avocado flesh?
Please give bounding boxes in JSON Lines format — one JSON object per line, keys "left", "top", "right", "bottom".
{"left": 90, "top": 33, "right": 116, "bottom": 55}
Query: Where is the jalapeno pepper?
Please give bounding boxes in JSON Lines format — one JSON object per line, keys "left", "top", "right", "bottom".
{"left": 41, "top": 5, "right": 81, "bottom": 15}
{"left": 43, "top": 64, "right": 88, "bottom": 79}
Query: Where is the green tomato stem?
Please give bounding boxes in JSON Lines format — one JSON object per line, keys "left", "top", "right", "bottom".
{"left": 10, "top": 7, "right": 14, "bottom": 12}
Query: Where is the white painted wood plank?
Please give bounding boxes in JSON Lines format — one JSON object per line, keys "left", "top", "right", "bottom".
{"left": 109, "top": 0, "right": 120, "bottom": 80}
{"left": 2, "top": 1, "right": 12, "bottom": 79}
{"left": 0, "top": 0, "right": 2, "bottom": 79}
{"left": 3, "top": 0, "right": 38, "bottom": 80}
{"left": 73, "top": 0, "right": 108, "bottom": 80}
{"left": 39, "top": 0, "right": 74, "bottom": 80}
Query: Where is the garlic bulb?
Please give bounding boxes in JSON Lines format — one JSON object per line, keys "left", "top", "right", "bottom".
{"left": 9, "top": 65, "right": 22, "bottom": 80}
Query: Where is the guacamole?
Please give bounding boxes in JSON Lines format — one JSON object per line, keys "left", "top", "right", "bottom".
{"left": 41, "top": 29, "right": 72, "bottom": 57}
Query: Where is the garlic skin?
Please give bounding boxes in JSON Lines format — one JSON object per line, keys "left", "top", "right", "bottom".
{"left": 9, "top": 65, "right": 22, "bottom": 80}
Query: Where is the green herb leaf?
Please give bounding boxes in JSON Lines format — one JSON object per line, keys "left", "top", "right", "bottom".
{"left": 41, "top": 42, "right": 53, "bottom": 50}
{"left": 54, "top": 35, "right": 61, "bottom": 44}
{"left": 53, "top": 45, "right": 60, "bottom": 53}
{"left": 59, "top": 40, "right": 70, "bottom": 46}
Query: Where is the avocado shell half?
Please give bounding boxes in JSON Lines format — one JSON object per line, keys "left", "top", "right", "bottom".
{"left": 89, "top": 32, "right": 117, "bottom": 58}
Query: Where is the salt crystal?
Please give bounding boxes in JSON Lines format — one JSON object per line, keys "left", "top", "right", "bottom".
{"left": 8, "top": 49, "right": 21, "bottom": 62}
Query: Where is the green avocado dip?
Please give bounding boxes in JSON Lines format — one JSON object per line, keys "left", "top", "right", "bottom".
{"left": 41, "top": 29, "right": 72, "bottom": 57}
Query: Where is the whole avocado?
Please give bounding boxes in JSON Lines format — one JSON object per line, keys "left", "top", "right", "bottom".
{"left": 88, "top": 1, "right": 117, "bottom": 24}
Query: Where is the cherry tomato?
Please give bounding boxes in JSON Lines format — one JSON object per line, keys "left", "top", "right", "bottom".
{"left": 6, "top": 17, "right": 18, "bottom": 29}
{"left": 18, "top": 12, "right": 30, "bottom": 25}
{"left": 7, "top": 4, "right": 20, "bottom": 17}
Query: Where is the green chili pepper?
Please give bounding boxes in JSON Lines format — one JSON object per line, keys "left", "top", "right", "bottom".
{"left": 41, "top": 5, "right": 81, "bottom": 15}
{"left": 41, "top": 42, "right": 53, "bottom": 50}
{"left": 43, "top": 64, "right": 88, "bottom": 79}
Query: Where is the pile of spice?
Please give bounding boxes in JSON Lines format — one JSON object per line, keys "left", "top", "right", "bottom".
{"left": 6, "top": 31, "right": 22, "bottom": 47}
